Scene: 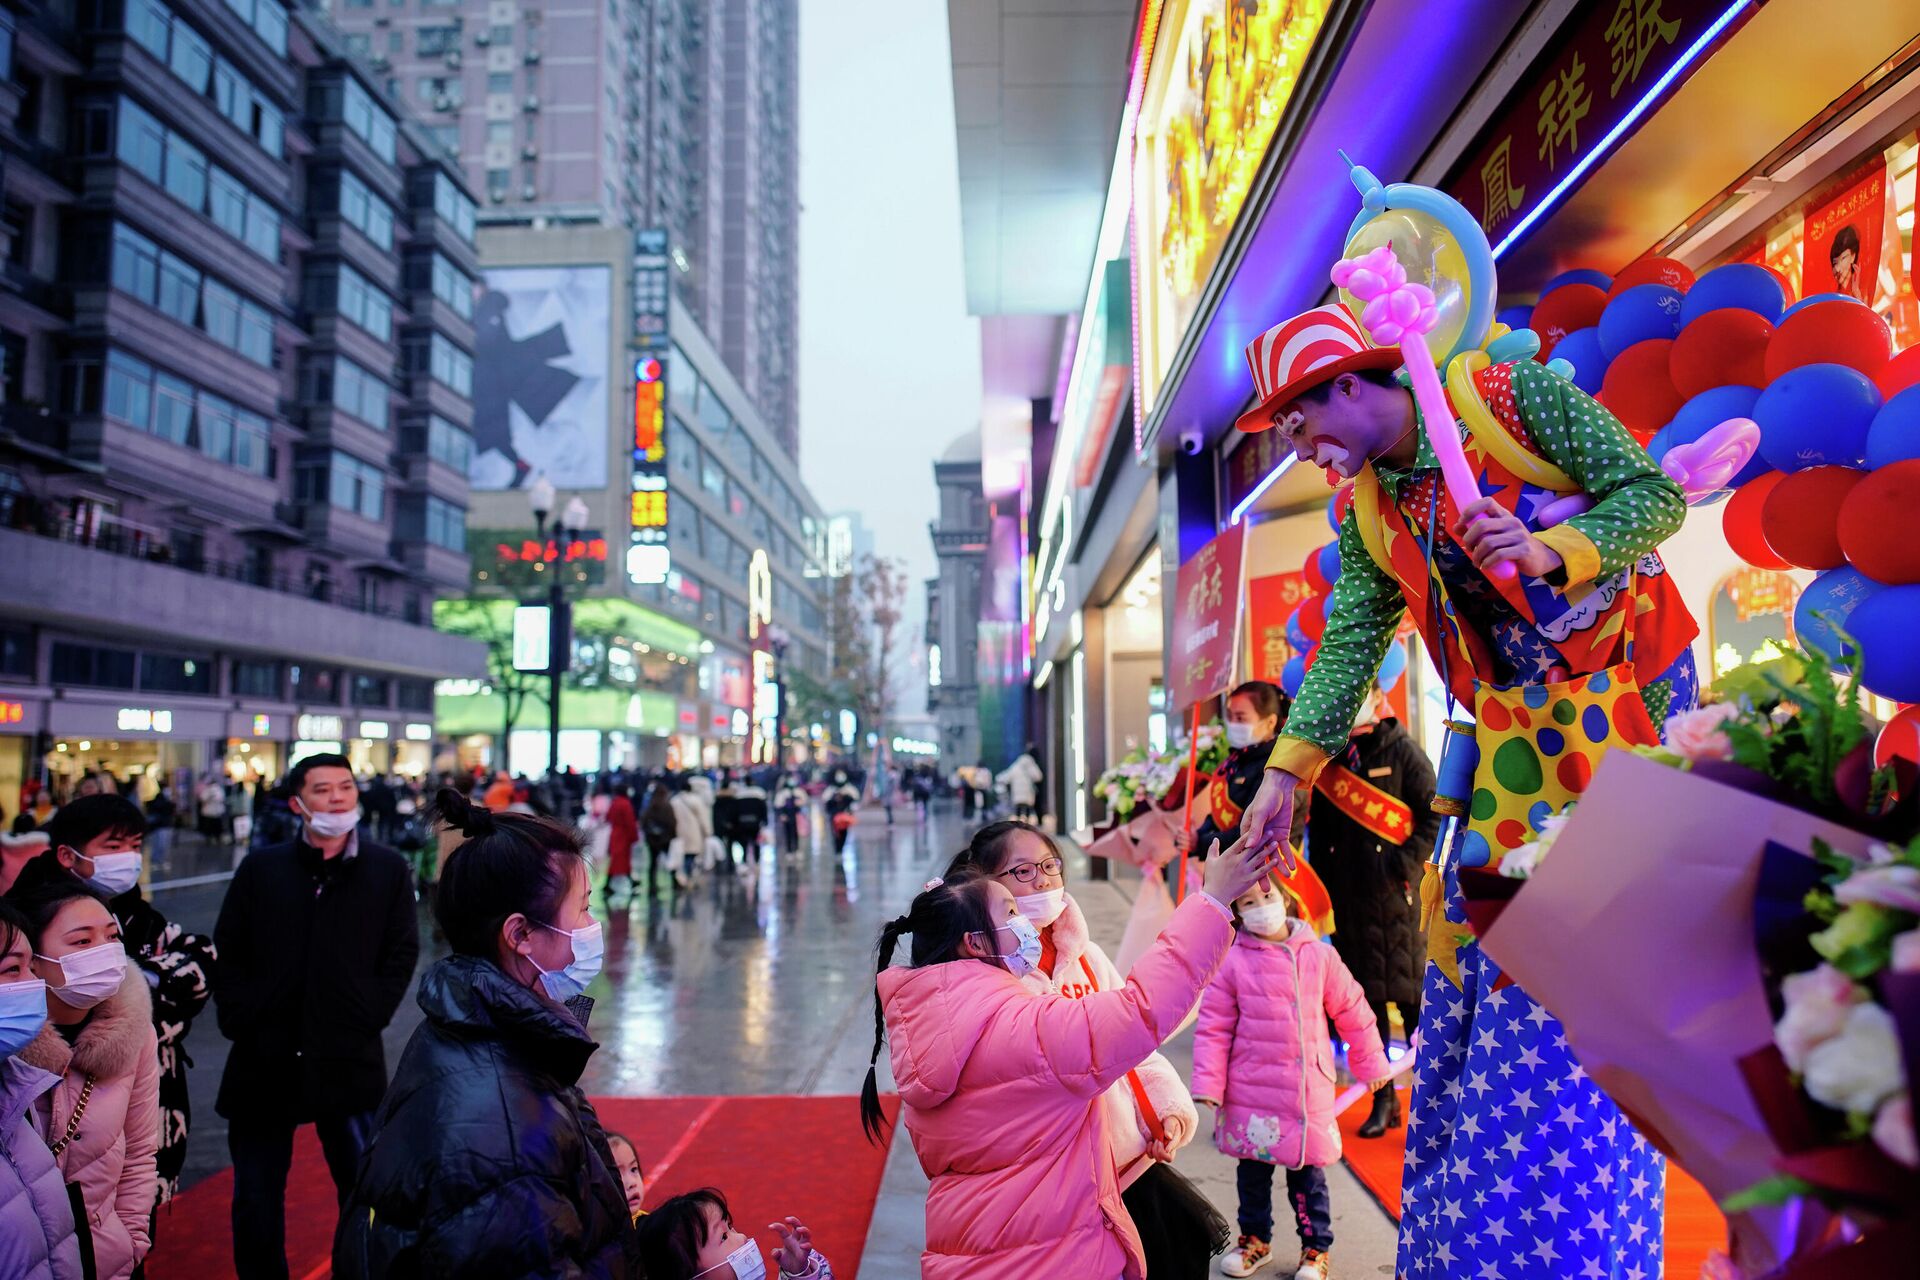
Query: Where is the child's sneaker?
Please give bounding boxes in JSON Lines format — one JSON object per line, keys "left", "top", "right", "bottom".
{"left": 1293, "top": 1248, "right": 1331, "bottom": 1280}
{"left": 1220, "top": 1235, "right": 1273, "bottom": 1276}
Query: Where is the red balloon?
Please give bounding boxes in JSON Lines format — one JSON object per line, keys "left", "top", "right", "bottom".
{"left": 1670, "top": 308, "right": 1772, "bottom": 400}
{"left": 1531, "top": 284, "right": 1608, "bottom": 357}
{"left": 1330, "top": 482, "right": 1356, "bottom": 527}
{"left": 1764, "top": 302, "right": 1894, "bottom": 382}
{"left": 1599, "top": 339, "right": 1683, "bottom": 442}
{"left": 1723, "top": 472, "right": 1789, "bottom": 569}
{"left": 1760, "top": 466, "right": 1865, "bottom": 569}
{"left": 1301, "top": 645, "right": 1318, "bottom": 674}
{"left": 1299, "top": 593, "right": 1327, "bottom": 642}
{"left": 1875, "top": 704, "right": 1920, "bottom": 769}
{"left": 1302, "top": 546, "right": 1330, "bottom": 595}
{"left": 1876, "top": 345, "right": 1920, "bottom": 399}
{"left": 1837, "top": 459, "right": 1920, "bottom": 584}
{"left": 1608, "top": 257, "right": 1696, "bottom": 297}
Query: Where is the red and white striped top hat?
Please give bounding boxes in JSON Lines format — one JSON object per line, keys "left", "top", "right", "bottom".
{"left": 1234, "top": 302, "right": 1402, "bottom": 433}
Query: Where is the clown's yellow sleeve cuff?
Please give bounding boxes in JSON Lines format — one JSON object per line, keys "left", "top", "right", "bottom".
{"left": 1266, "top": 735, "right": 1331, "bottom": 787}
{"left": 1537, "top": 525, "right": 1602, "bottom": 597}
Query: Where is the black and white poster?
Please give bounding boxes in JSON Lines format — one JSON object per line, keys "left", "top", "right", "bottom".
{"left": 470, "top": 265, "right": 610, "bottom": 490}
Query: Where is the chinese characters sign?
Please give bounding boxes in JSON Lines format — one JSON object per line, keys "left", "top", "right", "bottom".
{"left": 628, "top": 355, "right": 671, "bottom": 586}
{"left": 1246, "top": 571, "right": 1311, "bottom": 683}
{"left": 1222, "top": 421, "right": 1294, "bottom": 516}
{"left": 1167, "top": 522, "right": 1246, "bottom": 711}
{"left": 1132, "top": 0, "right": 1334, "bottom": 417}
{"left": 1447, "top": 0, "right": 1753, "bottom": 246}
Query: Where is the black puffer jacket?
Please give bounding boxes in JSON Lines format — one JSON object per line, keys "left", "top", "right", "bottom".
{"left": 1306, "top": 718, "right": 1439, "bottom": 1008}
{"left": 332, "top": 956, "right": 638, "bottom": 1279}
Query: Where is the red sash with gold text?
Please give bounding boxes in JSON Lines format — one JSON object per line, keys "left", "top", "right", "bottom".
{"left": 1315, "top": 763, "right": 1415, "bottom": 845}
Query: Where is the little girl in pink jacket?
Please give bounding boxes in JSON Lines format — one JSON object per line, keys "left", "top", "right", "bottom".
{"left": 1192, "top": 875, "right": 1389, "bottom": 1280}
{"left": 862, "top": 835, "right": 1278, "bottom": 1280}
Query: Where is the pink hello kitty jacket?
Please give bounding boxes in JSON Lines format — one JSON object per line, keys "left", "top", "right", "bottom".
{"left": 1014, "top": 891, "right": 1198, "bottom": 1188}
{"left": 1191, "top": 919, "right": 1389, "bottom": 1170}
{"left": 879, "top": 894, "right": 1233, "bottom": 1280}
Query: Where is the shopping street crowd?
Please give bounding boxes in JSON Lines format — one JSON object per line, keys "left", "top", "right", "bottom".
{"left": 0, "top": 677, "right": 1429, "bottom": 1279}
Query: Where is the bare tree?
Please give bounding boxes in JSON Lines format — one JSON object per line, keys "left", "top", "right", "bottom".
{"left": 852, "top": 553, "right": 909, "bottom": 743}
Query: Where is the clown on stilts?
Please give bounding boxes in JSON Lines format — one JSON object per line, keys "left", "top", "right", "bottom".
{"left": 1237, "top": 161, "right": 1700, "bottom": 1279}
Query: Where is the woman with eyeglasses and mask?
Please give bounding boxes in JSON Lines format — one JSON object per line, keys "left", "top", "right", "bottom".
{"left": 8, "top": 878, "right": 159, "bottom": 1280}
{"left": 861, "top": 828, "right": 1281, "bottom": 1280}
{"left": 944, "top": 821, "right": 1221, "bottom": 1279}
{"left": 332, "top": 790, "right": 639, "bottom": 1279}
{"left": 0, "top": 898, "right": 85, "bottom": 1279}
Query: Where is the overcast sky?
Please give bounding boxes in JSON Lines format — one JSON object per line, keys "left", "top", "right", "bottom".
{"left": 798, "top": 0, "right": 981, "bottom": 723}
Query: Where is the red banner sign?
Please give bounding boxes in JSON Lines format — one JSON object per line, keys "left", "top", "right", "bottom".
{"left": 1168, "top": 524, "right": 1246, "bottom": 711}
{"left": 1803, "top": 158, "right": 1887, "bottom": 308}
{"left": 1247, "top": 571, "right": 1311, "bottom": 683}
{"left": 1446, "top": 0, "right": 1753, "bottom": 246}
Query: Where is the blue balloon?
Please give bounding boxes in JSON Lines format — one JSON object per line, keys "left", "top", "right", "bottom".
{"left": 1795, "top": 566, "right": 1884, "bottom": 660}
{"left": 1678, "top": 264, "right": 1786, "bottom": 328}
{"left": 1285, "top": 607, "right": 1314, "bottom": 653}
{"left": 1865, "top": 386, "right": 1920, "bottom": 469}
{"left": 1317, "top": 541, "right": 1341, "bottom": 586}
{"left": 1496, "top": 305, "right": 1533, "bottom": 334}
{"left": 1666, "top": 384, "right": 1769, "bottom": 487}
{"left": 1281, "top": 654, "right": 1307, "bottom": 698}
{"left": 1376, "top": 640, "right": 1408, "bottom": 692}
{"left": 1598, "top": 283, "right": 1684, "bottom": 360}
{"left": 1781, "top": 292, "right": 1860, "bottom": 321}
{"left": 1753, "top": 363, "right": 1881, "bottom": 472}
{"left": 1542, "top": 269, "right": 1612, "bottom": 295}
{"left": 1646, "top": 424, "right": 1675, "bottom": 464}
{"left": 1553, "top": 327, "right": 1608, "bottom": 394}
{"left": 1853, "top": 585, "right": 1920, "bottom": 702}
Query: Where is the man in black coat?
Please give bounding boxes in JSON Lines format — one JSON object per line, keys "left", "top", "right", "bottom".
{"left": 1307, "top": 693, "right": 1438, "bottom": 1138}
{"left": 213, "top": 752, "right": 420, "bottom": 1280}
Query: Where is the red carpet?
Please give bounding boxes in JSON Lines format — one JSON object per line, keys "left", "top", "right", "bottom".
{"left": 1335, "top": 1088, "right": 1727, "bottom": 1277}
{"left": 145, "top": 1095, "right": 900, "bottom": 1280}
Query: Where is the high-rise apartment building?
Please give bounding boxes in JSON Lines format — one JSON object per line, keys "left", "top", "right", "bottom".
{"left": 0, "top": 0, "right": 485, "bottom": 807}
{"left": 324, "top": 0, "right": 800, "bottom": 458}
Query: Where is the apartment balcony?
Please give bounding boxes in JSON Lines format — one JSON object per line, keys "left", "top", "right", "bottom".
{"left": 0, "top": 523, "right": 484, "bottom": 679}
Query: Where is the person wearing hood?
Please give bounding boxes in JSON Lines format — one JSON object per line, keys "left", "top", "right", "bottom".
{"left": 23, "top": 794, "right": 215, "bottom": 1214}
{"left": 332, "top": 791, "right": 636, "bottom": 1278}
{"left": 996, "top": 747, "right": 1044, "bottom": 823}
{"left": 9, "top": 878, "right": 160, "bottom": 1280}
{"left": 212, "top": 754, "right": 419, "bottom": 1280}
{"left": 944, "top": 821, "right": 1217, "bottom": 1279}
{"left": 860, "top": 829, "right": 1282, "bottom": 1280}
{"left": 668, "top": 774, "right": 714, "bottom": 885}
{"left": 0, "top": 897, "right": 85, "bottom": 1280}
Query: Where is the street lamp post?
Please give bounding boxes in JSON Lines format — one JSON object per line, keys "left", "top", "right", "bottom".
{"left": 765, "top": 623, "right": 790, "bottom": 768}
{"left": 528, "top": 479, "right": 589, "bottom": 781}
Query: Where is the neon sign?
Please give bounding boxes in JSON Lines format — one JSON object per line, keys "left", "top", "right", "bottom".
{"left": 628, "top": 355, "right": 671, "bottom": 585}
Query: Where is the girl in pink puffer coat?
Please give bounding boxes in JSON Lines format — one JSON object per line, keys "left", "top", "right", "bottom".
{"left": 861, "top": 839, "right": 1273, "bottom": 1280}
{"left": 1192, "top": 875, "right": 1389, "bottom": 1280}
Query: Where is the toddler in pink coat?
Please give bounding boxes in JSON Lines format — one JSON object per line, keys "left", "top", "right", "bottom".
{"left": 1191, "top": 874, "right": 1389, "bottom": 1280}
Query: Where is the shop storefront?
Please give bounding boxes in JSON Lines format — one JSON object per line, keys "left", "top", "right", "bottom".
{"left": 43, "top": 697, "right": 224, "bottom": 801}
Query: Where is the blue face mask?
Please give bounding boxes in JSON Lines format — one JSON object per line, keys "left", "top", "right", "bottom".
{"left": 529, "top": 921, "right": 604, "bottom": 1004}
{"left": 0, "top": 980, "right": 48, "bottom": 1058}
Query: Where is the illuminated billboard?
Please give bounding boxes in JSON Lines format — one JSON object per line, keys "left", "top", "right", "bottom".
{"left": 471, "top": 265, "right": 611, "bottom": 490}
{"left": 627, "top": 354, "right": 671, "bottom": 585}
{"left": 1132, "top": 0, "right": 1332, "bottom": 417}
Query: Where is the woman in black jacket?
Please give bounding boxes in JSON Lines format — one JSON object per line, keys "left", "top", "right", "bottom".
{"left": 333, "top": 791, "right": 637, "bottom": 1279}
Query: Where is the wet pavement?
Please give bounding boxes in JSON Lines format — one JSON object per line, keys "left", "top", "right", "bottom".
{"left": 155, "top": 800, "right": 965, "bottom": 1195}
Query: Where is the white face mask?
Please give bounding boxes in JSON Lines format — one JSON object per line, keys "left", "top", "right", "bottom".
{"left": 38, "top": 941, "right": 127, "bottom": 1010}
{"left": 1013, "top": 888, "right": 1066, "bottom": 929}
{"left": 993, "top": 915, "right": 1043, "bottom": 978}
{"left": 1239, "top": 902, "right": 1292, "bottom": 936}
{"left": 80, "top": 851, "right": 143, "bottom": 897}
{"left": 1225, "top": 723, "right": 1255, "bottom": 750}
{"left": 692, "top": 1240, "right": 765, "bottom": 1280}
{"left": 298, "top": 800, "right": 362, "bottom": 840}
{"left": 529, "top": 920, "right": 604, "bottom": 1004}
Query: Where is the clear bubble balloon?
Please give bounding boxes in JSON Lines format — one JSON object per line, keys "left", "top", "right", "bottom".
{"left": 1341, "top": 207, "right": 1473, "bottom": 365}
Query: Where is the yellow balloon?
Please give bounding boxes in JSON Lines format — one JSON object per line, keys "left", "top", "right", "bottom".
{"left": 1340, "top": 208, "right": 1474, "bottom": 364}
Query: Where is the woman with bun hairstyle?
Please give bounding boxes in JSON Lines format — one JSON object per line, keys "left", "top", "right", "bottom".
{"left": 10, "top": 877, "right": 159, "bottom": 1280}
{"left": 332, "top": 790, "right": 638, "bottom": 1279}
{"left": 861, "top": 830, "right": 1282, "bottom": 1280}
{"left": 944, "top": 820, "right": 1218, "bottom": 1278}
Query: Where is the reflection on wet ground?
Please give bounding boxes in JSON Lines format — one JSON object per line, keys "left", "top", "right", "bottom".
{"left": 159, "top": 802, "right": 965, "bottom": 1192}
